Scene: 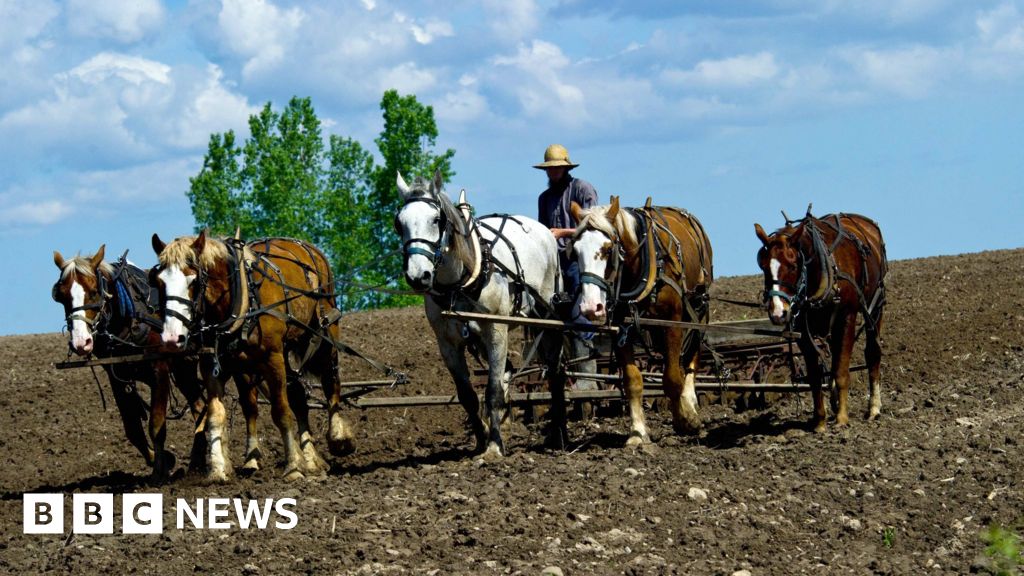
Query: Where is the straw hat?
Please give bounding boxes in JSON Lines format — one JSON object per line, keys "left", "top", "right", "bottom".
{"left": 533, "top": 144, "right": 579, "bottom": 170}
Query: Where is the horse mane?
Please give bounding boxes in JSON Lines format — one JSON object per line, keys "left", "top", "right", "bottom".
{"left": 159, "top": 235, "right": 236, "bottom": 270}
{"left": 60, "top": 255, "right": 113, "bottom": 281}
{"left": 574, "top": 204, "right": 639, "bottom": 247}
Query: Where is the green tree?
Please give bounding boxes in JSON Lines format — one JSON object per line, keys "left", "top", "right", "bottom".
{"left": 187, "top": 93, "right": 454, "bottom": 310}
{"left": 364, "top": 89, "right": 455, "bottom": 307}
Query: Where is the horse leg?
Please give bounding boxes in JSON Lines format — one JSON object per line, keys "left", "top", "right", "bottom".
{"left": 831, "top": 316, "right": 856, "bottom": 427}
{"left": 542, "top": 330, "right": 569, "bottom": 451}
{"left": 616, "top": 344, "right": 648, "bottom": 446}
{"left": 481, "top": 322, "right": 512, "bottom": 459}
{"left": 865, "top": 315, "right": 885, "bottom": 420}
{"left": 233, "top": 373, "right": 262, "bottom": 471}
{"left": 437, "top": 335, "right": 487, "bottom": 452}
{"left": 664, "top": 327, "right": 701, "bottom": 435}
{"left": 260, "top": 349, "right": 305, "bottom": 481}
{"left": 105, "top": 368, "right": 155, "bottom": 466}
{"left": 287, "top": 376, "right": 328, "bottom": 475}
{"left": 799, "top": 337, "right": 827, "bottom": 433}
{"left": 318, "top": 332, "right": 355, "bottom": 457}
{"left": 169, "top": 360, "right": 207, "bottom": 476}
{"left": 149, "top": 362, "right": 174, "bottom": 480}
{"left": 202, "top": 366, "right": 233, "bottom": 484}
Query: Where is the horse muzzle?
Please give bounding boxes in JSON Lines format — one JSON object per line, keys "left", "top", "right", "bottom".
{"left": 405, "top": 271, "right": 433, "bottom": 292}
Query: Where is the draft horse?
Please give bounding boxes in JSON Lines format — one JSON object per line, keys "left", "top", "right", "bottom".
{"left": 394, "top": 171, "right": 566, "bottom": 458}
{"left": 570, "top": 196, "right": 713, "bottom": 446}
{"left": 755, "top": 210, "right": 888, "bottom": 432}
{"left": 51, "top": 245, "right": 204, "bottom": 478}
{"left": 151, "top": 232, "right": 354, "bottom": 482}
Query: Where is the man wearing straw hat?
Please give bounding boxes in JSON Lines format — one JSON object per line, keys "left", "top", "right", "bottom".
{"left": 535, "top": 144, "right": 599, "bottom": 391}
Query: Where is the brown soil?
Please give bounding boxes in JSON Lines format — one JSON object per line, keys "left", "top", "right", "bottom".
{"left": 1, "top": 248, "right": 1022, "bottom": 575}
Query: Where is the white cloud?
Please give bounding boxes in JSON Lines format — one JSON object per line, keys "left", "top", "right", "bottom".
{"left": 663, "top": 52, "right": 780, "bottom": 88}
{"left": 0, "top": 52, "right": 254, "bottom": 175}
{"left": 71, "top": 157, "right": 199, "bottom": 202}
{"left": 0, "top": 200, "right": 72, "bottom": 226}
{"left": 410, "top": 18, "right": 454, "bottom": 45}
{"left": 172, "top": 65, "right": 260, "bottom": 148}
{"left": 847, "top": 44, "right": 954, "bottom": 98}
{"left": 377, "top": 62, "right": 437, "bottom": 95}
{"left": 435, "top": 76, "right": 489, "bottom": 125}
{"left": 483, "top": 0, "right": 539, "bottom": 42}
{"left": 976, "top": 2, "right": 1024, "bottom": 54}
{"left": 66, "top": 0, "right": 165, "bottom": 43}
{"left": 0, "top": 0, "right": 59, "bottom": 52}
{"left": 217, "top": 0, "right": 304, "bottom": 79}
{"left": 492, "top": 40, "right": 586, "bottom": 124}
{"left": 68, "top": 52, "right": 171, "bottom": 86}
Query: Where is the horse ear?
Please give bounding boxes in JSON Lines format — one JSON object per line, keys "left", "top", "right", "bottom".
{"left": 193, "top": 229, "right": 207, "bottom": 255}
{"left": 152, "top": 233, "right": 166, "bottom": 255}
{"left": 570, "top": 200, "right": 583, "bottom": 222}
{"left": 606, "top": 196, "right": 620, "bottom": 221}
{"left": 458, "top": 189, "right": 467, "bottom": 205}
{"left": 754, "top": 223, "right": 770, "bottom": 246}
{"left": 432, "top": 169, "right": 444, "bottom": 194}
{"left": 396, "top": 171, "right": 411, "bottom": 201}
{"left": 53, "top": 250, "right": 66, "bottom": 270}
{"left": 90, "top": 244, "right": 106, "bottom": 269}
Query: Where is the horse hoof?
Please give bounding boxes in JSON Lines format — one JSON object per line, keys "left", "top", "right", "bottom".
{"left": 203, "top": 470, "right": 231, "bottom": 485}
{"left": 625, "top": 433, "right": 647, "bottom": 448}
{"left": 866, "top": 411, "right": 881, "bottom": 421}
{"left": 242, "top": 459, "right": 260, "bottom": 472}
{"left": 672, "top": 417, "right": 702, "bottom": 436}
{"left": 328, "top": 437, "right": 356, "bottom": 457}
{"left": 479, "top": 444, "right": 505, "bottom": 461}
{"left": 544, "top": 429, "right": 570, "bottom": 451}
{"left": 283, "top": 468, "right": 305, "bottom": 482}
{"left": 812, "top": 421, "right": 827, "bottom": 434}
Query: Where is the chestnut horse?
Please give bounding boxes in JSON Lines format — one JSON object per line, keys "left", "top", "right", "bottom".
{"left": 570, "top": 197, "right": 713, "bottom": 446}
{"left": 151, "top": 232, "right": 354, "bottom": 482}
{"left": 51, "top": 245, "right": 204, "bottom": 478}
{"left": 755, "top": 211, "right": 887, "bottom": 432}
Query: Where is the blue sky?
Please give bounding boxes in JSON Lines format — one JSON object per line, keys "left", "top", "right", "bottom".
{"left": 2, "top": 0, "right": 1022, "bottom": 335}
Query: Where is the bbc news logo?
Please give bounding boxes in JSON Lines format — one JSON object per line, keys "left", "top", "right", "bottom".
{"left": 24, "top": 494, "right": 298, "bottom": 534}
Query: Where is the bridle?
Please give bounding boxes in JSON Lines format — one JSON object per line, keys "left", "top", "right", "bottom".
{"left": 759, "top": 236, "right": 808, "bottom": 310}
{"left": 573, "top": 219, "right": 624, "bottom": 309}
{"left": 53, "top": 270, "right": 109, "bottom": 333}
{"left": 396, "top": 194, "right": 453, "bottom": 276}
{"left": 152, "top": 259, "right": 208, "bottom": 334}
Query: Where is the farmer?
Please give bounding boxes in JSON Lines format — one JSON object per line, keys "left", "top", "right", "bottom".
{"left": 535, "top": 143, "right": 599, "bottom": 390}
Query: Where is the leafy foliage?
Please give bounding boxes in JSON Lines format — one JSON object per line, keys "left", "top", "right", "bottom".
{"left": 984, "top": 523, "right": 1022, "bottom": 576}
{"left": 187, "top": 93, "right": 454, "bottom": 310}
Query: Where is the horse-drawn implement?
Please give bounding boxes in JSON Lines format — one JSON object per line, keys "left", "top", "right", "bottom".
{"left": 52, "top": 172, "right": 886, "bottom": 478}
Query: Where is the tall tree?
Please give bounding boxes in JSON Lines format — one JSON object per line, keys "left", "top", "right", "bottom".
{"left": 187, "top": 92, "right": 454, "bottom": 311}
{"left": 365, "top": 89, "right": 455, "bottom": 307}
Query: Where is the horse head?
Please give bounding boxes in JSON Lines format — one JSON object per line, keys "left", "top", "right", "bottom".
{"left": 569, "top": 196, "right": 622, "bottom": 322}
{"left": 151, "top": 230, "right": 222, "bottom": 349}
{"left": 52, "top": 245, "right": 110, "bottom": 355}
{"left": 755, "top": 221, "right": 804, "bottom": 325}
{"left": 394, "top": 169, "right": 468, "bottom": 292}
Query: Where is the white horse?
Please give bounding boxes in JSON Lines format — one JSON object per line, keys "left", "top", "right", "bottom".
{"left": 395, "top": 170, "right": 566, "bottom": 458}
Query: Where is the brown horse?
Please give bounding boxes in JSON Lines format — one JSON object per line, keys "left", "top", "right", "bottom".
{"left": 151, "top": 231, "right": 354, "bottom": 482}
{"left": 755, "top": 211, "right": 887, "bottom": 432}
{"left": 51, "top": 245, "right": 205, "bottom": 478}
{"left": 570, "top": 196, "right": 713, "bottom": 446}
